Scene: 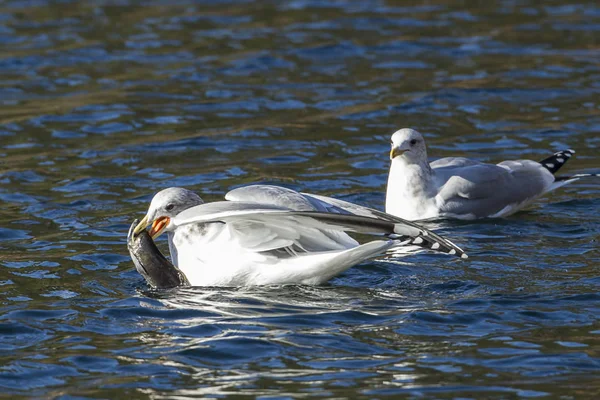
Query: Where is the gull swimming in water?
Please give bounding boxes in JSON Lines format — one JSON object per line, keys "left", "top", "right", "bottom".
{"left": 133, "top": 185, "right": 467, "bottom": 287}
{"left": 386, "top": 128, "right": 599, "bottom": 220}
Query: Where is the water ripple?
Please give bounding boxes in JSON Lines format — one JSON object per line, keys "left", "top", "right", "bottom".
{"left": 0, "top": 0, "right": 599, "bottom": 397}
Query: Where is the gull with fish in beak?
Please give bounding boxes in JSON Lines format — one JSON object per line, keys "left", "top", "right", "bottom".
{"left": 131, "top": 185, "right": 468, "bottom": 287}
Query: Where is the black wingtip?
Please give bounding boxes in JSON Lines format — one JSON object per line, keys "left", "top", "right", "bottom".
{"left": 538, "top": 149, "right": 575, "bottom": 175}
{"left": 407, "top": 233, "right": 468, "bottom": 259}
{"left": 388, "top": 233, "right": 467, "bottom": 259}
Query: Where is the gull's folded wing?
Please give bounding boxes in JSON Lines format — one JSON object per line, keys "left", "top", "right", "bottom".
{"left": 435, "top": 161, "right": 554, "bottom": 218}
{"left": 299, "top": 192, "right": 468, "bottom": 259}
{"left": 173, "top": 201, "right": 467, "bottom": 258}
{"left": 225, "top": 184, "right": 350, "bottom": 213}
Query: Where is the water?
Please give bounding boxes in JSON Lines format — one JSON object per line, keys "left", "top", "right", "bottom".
{"left": 1, "top": 0, "right": 599, "bottom": 398}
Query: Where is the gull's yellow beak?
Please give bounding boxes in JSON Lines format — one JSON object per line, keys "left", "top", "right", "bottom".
{"left": 132, "top": 215, "right": 170, "bottom": 240}
{"left": 133, "top": 215, "right": 149, "bottom": 237}
{"left": 149, "top": 216, "right": 170, "bottom": 240}
{"left": 390, "top": 147, "right": 407, "bottom": 160}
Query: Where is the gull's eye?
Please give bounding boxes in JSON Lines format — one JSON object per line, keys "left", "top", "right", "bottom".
{"left": 410, "top": 139, "right": 418, "bottom": 146}
{"left": 165, "top": 203, "right": 175, "bottom": 212}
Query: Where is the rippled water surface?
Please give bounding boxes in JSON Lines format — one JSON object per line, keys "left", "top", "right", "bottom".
{"left": 1, "top": 1, "right": 599, "bottom": 398}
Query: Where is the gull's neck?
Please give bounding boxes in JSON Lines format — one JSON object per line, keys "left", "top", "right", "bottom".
{"left": 167, "top": 231, "right": 179, "bottom": 267}
{"left": 385, "top": 157, "right": 436, "bottom": 220}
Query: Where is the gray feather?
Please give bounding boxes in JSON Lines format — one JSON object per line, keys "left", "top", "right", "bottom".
{"left": 433, "top": 159, "right": 554, "bottom": 218}
{"left": 225, "top": 185, "right": 319, "bottom": 211}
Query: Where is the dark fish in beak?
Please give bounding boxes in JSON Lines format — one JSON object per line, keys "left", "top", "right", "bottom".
{"left": 127, "top": 219, "right": 189, "bottom": 289}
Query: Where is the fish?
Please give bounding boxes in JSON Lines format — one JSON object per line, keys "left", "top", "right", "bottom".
{"left": 127, "top": 219, "right": 190, "bottom": 289}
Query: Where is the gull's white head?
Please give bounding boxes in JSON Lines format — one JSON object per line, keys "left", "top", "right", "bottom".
{"left": 133, "top": 187, "right": 204, "bottom": 239}
{"left": 389, "top": 128, "right": 428, "bottom": 164}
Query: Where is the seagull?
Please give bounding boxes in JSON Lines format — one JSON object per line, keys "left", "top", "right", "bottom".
{"left": 386, "top": 128, "right": 599, "bottom": 220}
{"left": 132, "top": 185, "right": 467, "bottom": 287}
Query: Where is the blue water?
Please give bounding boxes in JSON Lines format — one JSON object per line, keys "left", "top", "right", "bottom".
{"left": 1, "top": 1, "right": 599, "bottom": 398}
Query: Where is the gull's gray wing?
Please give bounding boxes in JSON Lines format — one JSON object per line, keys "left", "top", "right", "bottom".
{"left": 225, "top": 185, "right": 350, "bottom": 213}
{"left": 226, "top": 185, "right": 466, "bottom": 257}
{"left": 174, "top": 200, "right": 357, "bottom": 253}
{"left": 227, "top": 183, "right": 405, "bottom": 220}
{"left": 301, "top": 193, "right": 388, "bottom": 219}
{"left": 173, "top": 199, "right": 467, "bottom": 258}
{"left": 434, "top": 160, "right": 555, "bottom": 218}
{"left": 431, "top": 156, "right": 482, "bottom": 169}
{"left": 224, "top": 185, "right": 358, "bottom": 251}
{"left": 298, "top": 193, "right": 468, "bottom": 258}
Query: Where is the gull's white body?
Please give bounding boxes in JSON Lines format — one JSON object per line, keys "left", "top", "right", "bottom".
{"left": 165, "top": 197, "right": 395, "bottom": 287}
{"left": 386, "top": 128, "right": 591, "bottom": 220}
{"left": 136, "top": 186, "right": 467, "bottom": 287}
{"left": 168, "top": 222, "right": 392, "bottom": 286}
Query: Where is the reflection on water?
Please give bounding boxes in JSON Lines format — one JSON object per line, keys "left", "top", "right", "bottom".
{"left": 0, "top": 0, "right": 599, "bottom": 397}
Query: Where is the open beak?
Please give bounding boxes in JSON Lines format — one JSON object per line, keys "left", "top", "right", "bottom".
{"left": 132, "top": 215, "right": 170, "bottom": 240}
{"left": 390, "top": 147, "right": 407, "bottom": 160}
{"left": 149, "top": 216, "right": 170, "bottom": 240}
